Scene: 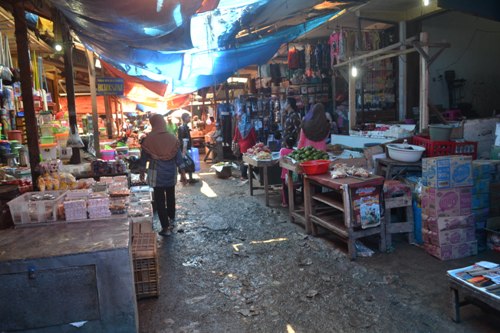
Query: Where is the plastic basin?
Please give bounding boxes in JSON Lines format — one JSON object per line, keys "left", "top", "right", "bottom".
{"left": 387, "top": 144, "right": 425, "bottom": 162}
{"left": 429, "top": 124, "right": 453, "bottom": 141}
{"left": 300, "top": 160, "right": 331, "bottom": 175}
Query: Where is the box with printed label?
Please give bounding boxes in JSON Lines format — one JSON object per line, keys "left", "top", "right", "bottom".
{"left": 422, "top": 227, "right": 475, "bottom": 246}
{"left": 422, "top": 155, "right": 472, "bottom": 188}
{"left": 472, "top": 160, "right": 496, "bottom": 179}
{"left": 472, "top": 178, "right": 490, "bottom": 194}
{"left": 472, "top": 193, "right": 490, "bottom": 210}
{"left": 421, "top": 186, "right": 472, "bottom": 217}
{"left": 422, "top": 214, "right": 474, "bottom": 233}
{"left": 424, "top": 241, "right": 477, "bottom": 260}
{"left": 472, "top": 207, "right": 489, "bottom": 223}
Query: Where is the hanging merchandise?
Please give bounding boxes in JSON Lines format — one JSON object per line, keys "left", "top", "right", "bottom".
{"left": 0, "top": 33, "right": 13, "bottom": 82}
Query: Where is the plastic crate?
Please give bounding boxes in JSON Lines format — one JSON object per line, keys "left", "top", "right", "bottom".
{"left": 411, "top": 135, "right": 477, "bottom": 159}
{"left": 7, "top": 190, "right": 67, "bottom": 225}
{"left": 132, "top": 233, "right": 158, "bottom": 299}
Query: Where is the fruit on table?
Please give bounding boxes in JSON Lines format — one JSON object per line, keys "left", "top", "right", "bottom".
{"left": 288, "top": 146, "right": 329, "bottom": 162}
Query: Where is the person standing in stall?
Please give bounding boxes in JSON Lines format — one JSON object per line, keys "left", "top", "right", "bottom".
{"left": 178, "top": 113, "right": 198, "bottom": 184}
{"left": 233, "top": 112, "right": 257, "bottom": 180}
{"left": 282, "top": 97, "right": 301, "bottom": 146}
{"left": 140, "top": 114, "right": 187, "bottom": 236}
{"left": 298, "top": 103, "right": 330, "bottom": 151}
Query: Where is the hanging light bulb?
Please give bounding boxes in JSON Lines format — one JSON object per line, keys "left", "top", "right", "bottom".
{"left": 351, "top": 66, "right": 358, "bottom": 78}
{"left": 54, "top": 43, "right": 63, "bottom": 52}
{"left": 423, "top": 0, "right": 430, "bottom": 6}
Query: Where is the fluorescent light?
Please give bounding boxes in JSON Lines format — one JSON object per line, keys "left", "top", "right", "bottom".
{"left": 95, "top": 58, "right": 101, "bottom": 69}
{"left": 351, "top": 66, "right": 358, "bottom": 77}
{"left": 227, "top": 77, "right": 248, "bottom": 83}
{"left": 423, "top": 0, "right": 430, "bottom": 6}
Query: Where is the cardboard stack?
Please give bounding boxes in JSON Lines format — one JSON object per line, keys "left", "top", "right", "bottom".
{"left": 421, "top": 155, "right": 477, "bottom": 260}
{"left": 471, "top": 160, "right": 500, "bottom": 251}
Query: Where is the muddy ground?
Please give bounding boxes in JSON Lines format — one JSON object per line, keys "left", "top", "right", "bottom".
{"left": 138, "top": 161, "right": 500, "bottom": 333}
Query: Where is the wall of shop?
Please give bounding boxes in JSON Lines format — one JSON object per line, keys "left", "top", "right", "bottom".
{"left": 423, "top": 11, "right": 500, "bottom": 117}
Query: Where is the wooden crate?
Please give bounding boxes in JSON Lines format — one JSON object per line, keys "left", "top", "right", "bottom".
{"left": 131, "top": 219, "right": 153, "bottom": 235}
{"left": 132, "top": 233, "right": 158, "bottom": 299}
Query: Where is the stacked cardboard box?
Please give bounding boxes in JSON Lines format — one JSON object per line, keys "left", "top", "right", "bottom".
{"left": 471, "top": 160, "right": 498, "bottom": 251}
{"left": 421, "top": 155, "right": 477, "bottom": 260}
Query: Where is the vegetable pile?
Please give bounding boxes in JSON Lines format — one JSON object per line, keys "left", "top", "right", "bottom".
{"left": 288, "top": 146, "right": 329, "bottom": 163}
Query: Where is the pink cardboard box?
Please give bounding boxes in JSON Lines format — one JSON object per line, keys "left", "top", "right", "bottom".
{"left": 422, "top": 227, "right": 475, "bottom": 246}
{"left": 424, "top": 241, "right": 477, "bottom": 261}
{"left": 422, "top": 214, "right": 474, "bottom": 233}
{"left": 421, "top": 186, "right": 472, "bottom": 217}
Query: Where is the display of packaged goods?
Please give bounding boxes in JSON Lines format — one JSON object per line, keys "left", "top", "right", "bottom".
{"left": 92, "top": 182, "right": 107, "bottom": 192}
{"left": 472, "top": 193, "right": 490, "bottom": 210}
{"left": 109, "top": 197, "right": 129, "bottom": 215}
{"left": 88, "top": 194, "right": 111, "bottom": 218}
{"left": 109, "top": 188, "right": 130, "bottom": 197}
{"left": 65, "top": 189, "right": 92, "bottom": 200}
{"left": 63, "top": 199, "right": 88, "bottom": 221}
{"left": 424, "top": 241, "right": 477, "bottom": 261}
{"left": 421, "top": 186, "right": 472, "bottom": 217}
{"left": 422, "top": 227, "right": 476, "bottom": 246}
{"left": 7, "top": 190, "right": 67, "bottom": 225}
{"left": 422, "top": 155, "right": 473, "bottom": 189}
{"left": 130, "top": 186, "right": 152, "bottom": 193}
{"left": 422, "top": 214, "right": 474, "bottom": 233}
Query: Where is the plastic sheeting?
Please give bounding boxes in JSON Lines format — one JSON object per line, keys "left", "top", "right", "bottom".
{"left": 47, "top": 0, "right": 357, "bottom": 93}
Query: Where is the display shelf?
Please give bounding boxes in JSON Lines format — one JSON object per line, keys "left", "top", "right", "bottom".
{"left": 312, "top": 192, "right": 344, "bottom": 212}
{"left": 310, "top": 213, "right": 348, "bottom": 238}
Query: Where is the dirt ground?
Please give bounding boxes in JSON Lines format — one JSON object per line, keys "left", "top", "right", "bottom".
{"left": 138, "top": 159, "right": 500, "bottom": 333}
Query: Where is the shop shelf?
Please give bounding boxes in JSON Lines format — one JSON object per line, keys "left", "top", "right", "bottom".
{"left": 411, "top": 135, "right": 477, "bottom": 160}
{"left": 7, "top": 190, "right": 67, "bottom": 226}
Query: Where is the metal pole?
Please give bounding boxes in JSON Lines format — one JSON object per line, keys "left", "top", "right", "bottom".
{"left": 85, "top": 49, "right": 101, "bottom": 158}
{"left": 60, "top": 14, "right": 81, "bottom": 164}
{"left": 13, "top": 0, "right": 40, "bottom": 187}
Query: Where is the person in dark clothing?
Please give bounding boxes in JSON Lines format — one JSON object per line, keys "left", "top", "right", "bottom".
{"left": 140, "top": 114, "right": 187, "bottom": 236}
{"left": 178, "top": 113, "right": 199, "bottom": 184}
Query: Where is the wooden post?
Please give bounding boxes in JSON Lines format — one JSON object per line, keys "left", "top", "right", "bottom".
{"left": 85, "top": 49, "right": 101, "bottom": 158}
{"left": 13, "top": 0, "right": 40, "bottom": 187}
{"left": 60, "top": 14, "right": 81, "bottom": 164}
{"left": 398, "top": 21, "right": 407, "bottom": 121}
{"left": 348, "top": 62, "right": 356, "bottom": 130}
{"left": 419, "top": 32, "right": 429, "bottom": 131}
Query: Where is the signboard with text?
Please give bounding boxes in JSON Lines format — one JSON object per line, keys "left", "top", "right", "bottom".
{"left": 96, "top": 77, "right": 124, "bottom": 96}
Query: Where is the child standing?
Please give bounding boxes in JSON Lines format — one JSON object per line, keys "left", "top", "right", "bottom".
{"left": 280, "top": 136, "right": 296, "bottom": 207}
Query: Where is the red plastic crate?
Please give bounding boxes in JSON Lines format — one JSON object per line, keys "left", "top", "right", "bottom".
{"left": 410, "top": 135, "right": 477, "bottom": 159}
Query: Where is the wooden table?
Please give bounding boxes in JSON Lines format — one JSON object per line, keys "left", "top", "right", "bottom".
{"left": 375, "top": 157, "right": 422, "bottom": 179}
{"left": 243, "top": 155, "right": 280, "bottom": 207}
{"left": 279, "top": 158, "right": 306, "bottom": 228}
{"left": 447, "top": 270, "right": 500, "bottom": 322}
{"left": 304, "top": 173, "right": 386, "bottom": 260}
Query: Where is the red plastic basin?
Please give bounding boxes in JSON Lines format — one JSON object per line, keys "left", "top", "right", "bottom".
{"left": 300, "top": 159, "right": 331, "bottom": 175}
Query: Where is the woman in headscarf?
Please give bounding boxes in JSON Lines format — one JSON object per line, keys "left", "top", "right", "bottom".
{"left": 297, "top": 103, "right": 330, "bottom": 151}
{"left": 140, "top": 114, "right": 187, "bottom": 236}
{"left": 232, "top": 112, "right": 257, "bottom": 180}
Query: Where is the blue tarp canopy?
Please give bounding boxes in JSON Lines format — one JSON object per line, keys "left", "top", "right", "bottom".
{"left": 47, "top": 0, "right": 362, "bottom": 93}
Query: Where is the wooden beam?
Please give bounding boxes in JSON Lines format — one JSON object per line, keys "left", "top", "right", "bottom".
{"left": 419, "top": 32, "right": 429, "bottom": 132}
{"left": 13, "top": 0, "right": 40, "bottom": 187}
